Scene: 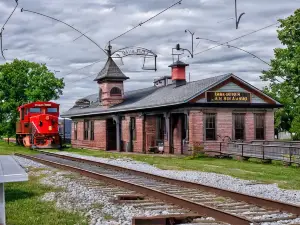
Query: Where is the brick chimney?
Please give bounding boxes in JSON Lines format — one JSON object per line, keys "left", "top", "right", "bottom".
{"left": 168, "top": 60, "right": 189, "bottom": 87}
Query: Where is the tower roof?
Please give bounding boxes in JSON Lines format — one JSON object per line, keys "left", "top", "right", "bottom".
{"left": 94, "top": 57, "right": 129, "bottom": 82}
{"left": 168, "top": 60, "right": 189, "bottom": 68}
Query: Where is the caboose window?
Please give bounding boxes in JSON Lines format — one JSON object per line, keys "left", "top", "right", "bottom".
{"left": 29, "top": 108, "right": 41, "bottom": 113}
{"left": 47, "top": 108, "right": 58, "bottom": 113}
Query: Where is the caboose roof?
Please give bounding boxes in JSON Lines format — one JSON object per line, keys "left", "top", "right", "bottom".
{"left": 18, "top": 101, "right": 59, "bottom": 110}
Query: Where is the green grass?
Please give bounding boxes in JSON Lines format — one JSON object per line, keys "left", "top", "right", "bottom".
{"left": 5, "top": 173, "right": 88, "bottom": 225}
{"left": 103, "top": 214, "right": 114, "bottom": 220}
{"left": 49, "top": 146, "right": 300, "bottom": 190}
{"left": 0, "top": 140, "right": 38, "bottom": 155}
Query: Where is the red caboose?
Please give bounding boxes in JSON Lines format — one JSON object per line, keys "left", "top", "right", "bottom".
{"left": 16, "top": 101, "right": 61, "bottom": 149}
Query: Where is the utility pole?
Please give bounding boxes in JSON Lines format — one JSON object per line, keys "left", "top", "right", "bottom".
{"left": 184, "top": 29, "right": 195, "bottom": 58}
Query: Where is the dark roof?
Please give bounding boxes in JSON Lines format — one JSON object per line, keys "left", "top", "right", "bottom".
{"left": 169, "top": 60, "right": 189, "bottom": 67}
{"left": 62, "top": 73, "right": 281, "bottom": 118}
{"left": 94, "top": 57, "right": 129, "bottom": 81}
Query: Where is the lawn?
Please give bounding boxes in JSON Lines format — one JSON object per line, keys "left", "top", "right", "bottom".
{"left": 0, "top": 141, "right": 88, "bottom": 225}
{"left": 51, "top": 146, "right": 300, "bottom": 190}
{"left": 0, "top": 140, "right": 38, "bottom": 155}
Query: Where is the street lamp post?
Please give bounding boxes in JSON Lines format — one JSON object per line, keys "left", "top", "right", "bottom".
{"left": 184, "top": 29, "right": 195, "bottom": 58}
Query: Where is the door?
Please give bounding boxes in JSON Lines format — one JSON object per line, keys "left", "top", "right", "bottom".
{"left": 129, "top": 117, "right": 136, "bottom": 152}
{"left": 106, "top": 119, "right": 117, "bottom": 151}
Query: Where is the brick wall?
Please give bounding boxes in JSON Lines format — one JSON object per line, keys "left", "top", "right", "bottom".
{"left": 121, "top": 117, "right": 130, "bottom": 151}
{"left": 121, "top": 114, "right": 144, "bottom": 153}
{"left": 134, "top": 117, "right": 143, "bottom": 153}
{"left": 99, "top": 82, "right": 124, "bottom": 107}
{"left": 245, "top": 112, "right": 255, "bottom": 141}
{"left": 71, "top": 120, "right": 106, "bottom": 150}
{"left": 70, "top": 109, "right": 275, "bottom": 154}
{"left": 265, "top": 111, "right": 275, "bottom": 141}
{"left": 189, "top": 111, "right": 203, "bottom": 146}
{"left": 217, "top": 111, "right": 232, "bottom": 140}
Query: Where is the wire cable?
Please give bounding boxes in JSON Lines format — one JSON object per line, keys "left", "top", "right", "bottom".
{"left": 195, "top": 38, "right": 270, "bottom": 66}
{"left": 65, "top": 59, "right": 102, "bottom": 76}
{"left": 193, "top": 21, "right": 279, "bottom": 56}
{"left": 21, "top": 8, "right": 107, "bottom": 55}
{"left": 1, "top": 0, "right": 19, "bottom": 59}
{"left": 109, "top": 0, "right": 182, "bottom": 43}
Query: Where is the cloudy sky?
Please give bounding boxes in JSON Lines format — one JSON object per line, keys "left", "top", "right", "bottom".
{"left": 0, "top": 0, "right": 298, "bottom": 113}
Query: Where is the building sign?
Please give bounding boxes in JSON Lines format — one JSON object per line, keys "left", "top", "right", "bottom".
{"left": 112, "top": 47, "right": 156, "bottom": 58}
{"left": 207, "top": 92, "right": 251, "bottom": 102}
{"left": 35, "top": 103, "right": 52, "bottom": 107}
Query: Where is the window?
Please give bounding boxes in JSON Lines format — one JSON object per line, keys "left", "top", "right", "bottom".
{"left": 47, "top": 108, "right": 58, "bottom": 113}
{"left": 130, "top": 117, "right": 136, "bottom": 141}
{"left": 29, "top": 108, "right": 41, "bottom": 113}
{"left": 84, "top": 120, "right": 89, "bottom": 140}
{"left": 74, "top": 122, "right": 78, "bottom": 140}
{"left": 234, "top": 114, "right": 245, "bottom": 140}
{"left": 110, "top": 87, "right": 122, "bottom": 96}
{"left": 255, "top": 114, "right": 265, "bottom": 140}
{"left": 205, "top": 113, "right": 216, "bottom": 140}
{"left": 90, "top": 121, "right": 94, "bottom": 141}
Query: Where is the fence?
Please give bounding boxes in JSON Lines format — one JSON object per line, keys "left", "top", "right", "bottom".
{"left": 227, "top": 142, "right": 300, "bottom": 164}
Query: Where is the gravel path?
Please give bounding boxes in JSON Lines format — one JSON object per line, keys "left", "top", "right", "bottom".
{"left": 54, "top": 152, "right": 300, "bottom": 206}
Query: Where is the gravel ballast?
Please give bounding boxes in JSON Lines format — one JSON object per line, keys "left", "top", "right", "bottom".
{"left": 54, "top": 152, "right": 300, "bottom": 206}
{"left": 13, "top": 156, "right": 215, "bottom": 225}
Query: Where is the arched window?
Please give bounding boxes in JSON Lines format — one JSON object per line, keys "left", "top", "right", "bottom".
{"left": 99, "top": 88, "right": 102, "bottom": 102}
{"left": 110, "top": 87, "right": 122, "bottom": 96}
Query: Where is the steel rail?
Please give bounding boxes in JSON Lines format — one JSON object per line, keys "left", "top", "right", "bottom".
{"left": 15, "top": 153, "right": 254, "bottom": 225}
{"left": 38, "top": 150, "right": 300, "bottom": 215}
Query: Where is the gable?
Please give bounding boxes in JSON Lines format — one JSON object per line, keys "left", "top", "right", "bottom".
{"left": 190, "top": 76, "right": 276, "bottom": 104}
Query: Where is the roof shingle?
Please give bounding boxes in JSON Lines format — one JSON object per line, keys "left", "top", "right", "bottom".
{"left": 94, "top": 57, "right": 129, "bottom": 81}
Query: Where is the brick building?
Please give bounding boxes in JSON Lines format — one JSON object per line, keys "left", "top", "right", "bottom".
{"left": 61, "top": 57, "right": 281, "bottom": 154}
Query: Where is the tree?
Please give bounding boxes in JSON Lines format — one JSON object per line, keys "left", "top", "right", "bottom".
{"left": 261, "top": 9, "right": 300, "bottom": 140}
{"left": 0, "top": 59, "right": 65, "bottom": 139}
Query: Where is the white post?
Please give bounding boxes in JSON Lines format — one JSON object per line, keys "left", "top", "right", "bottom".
{"left": 0, "top": 183, "right": 5, "bottom": 225}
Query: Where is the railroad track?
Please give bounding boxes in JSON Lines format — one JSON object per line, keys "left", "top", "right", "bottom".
{"left": 16, "top": 151, "right": 300, "bottom": 225}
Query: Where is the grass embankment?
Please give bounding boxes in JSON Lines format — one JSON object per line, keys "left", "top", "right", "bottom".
{"left": 51, "top": 147, "right": 300, "bottom": 190}
{"left": 0, "top": 140, "right": 38, "bottom": 155}
{"left": 0, "top": 141, "right": 88, "bottom": 225}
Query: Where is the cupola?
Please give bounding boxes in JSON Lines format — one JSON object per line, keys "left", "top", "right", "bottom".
{"left": 94, "top": 57, "right": 129, "bottom": 107}
{"left": 168, "top": 60, "right": 189, "bottom": 87}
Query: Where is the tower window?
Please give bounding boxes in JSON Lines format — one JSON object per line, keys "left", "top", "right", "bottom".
{"left": 110, "top": 87, "right": 122, "bottom": 96}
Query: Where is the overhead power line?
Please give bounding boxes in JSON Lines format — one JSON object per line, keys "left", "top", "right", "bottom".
{"left": 66, "top": 1, "right": 183, "bottom": 79}
{"left": 65, "top": 59, "right": 102, "bottom": 76}
{"left": 195, "top": 37, "right": 270, "bottom": 66}
{"left": 109, "top": 0, "right": 182, "bottom": 43}
{"left": 1, "top": 0, "right": 19, "bottom": 59}
{"left": 21, "top": 8, "right": 107, "bottom": 55}
{"left": 193, "top": 21, "right": 279, "bottom": 56}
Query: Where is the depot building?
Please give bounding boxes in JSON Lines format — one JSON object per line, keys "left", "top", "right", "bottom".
{"left": 61, "top": 57, "right": 281, "bottom": 154}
